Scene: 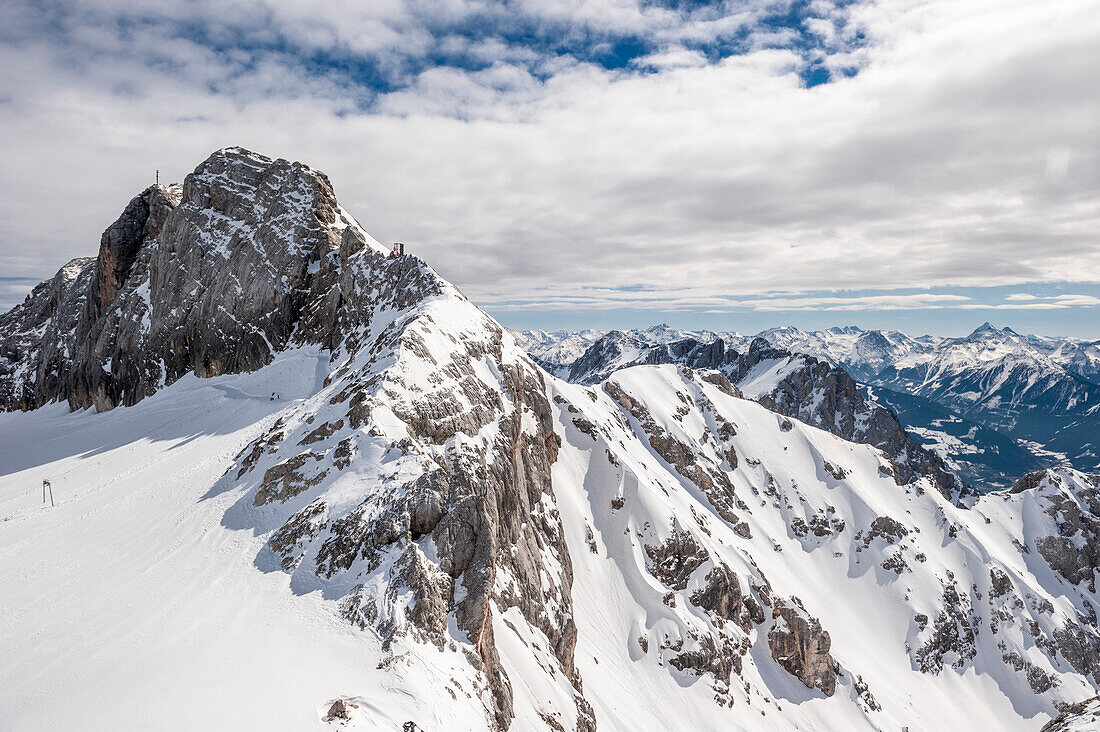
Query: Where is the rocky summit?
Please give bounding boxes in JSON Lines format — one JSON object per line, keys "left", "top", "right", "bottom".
{"left": 0, "top": 148, "right": 388, "bottom": 412}
{"left": 2, "top": 148, "right": 1100, "bottom": 731}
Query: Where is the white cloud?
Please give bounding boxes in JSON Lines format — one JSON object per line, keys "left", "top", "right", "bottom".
{"left": 0, "top": 0, "right": 1098, "bottom": 321}
{"left": 1052, "top": 294, "right": 1100, "bottom": 306}
{"left": 634, "top": 47, "right": 709, "bottom": 70}
{"left": 477, "top": 288, "right": 974, "bottom": 312}
{"left": 990, "top": 293, "right": 1100, "bottom": 309}
{"left": 741, "top": 293, "right": 973, "bottom": 312}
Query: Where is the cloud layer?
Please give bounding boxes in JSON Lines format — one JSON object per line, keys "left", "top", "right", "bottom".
{"left": 0, "top": 0, "right": 1097, "bottom": 334}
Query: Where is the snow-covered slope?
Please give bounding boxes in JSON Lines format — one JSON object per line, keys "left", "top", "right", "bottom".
{"left": 542, "top": 332, "right": 969, "bottom": 500}
{"left": 4, "top": 150, "right": 1100, "bottom": 731}
{"left": 0, "top": 349, "right": 470, "bottom": 730}
{"left": 5, "top": 355, "right": 1100, "bottom": 729}
{"left": 554, "top": 369, "right": 1100, "bottom": 729}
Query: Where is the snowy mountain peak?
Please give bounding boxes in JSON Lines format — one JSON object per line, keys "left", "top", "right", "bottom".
{"left": 966, "top": 321, "right": 1016, "bottom": 342}
{"left": 0, "top": 146, "right": 403, "bottom": 412}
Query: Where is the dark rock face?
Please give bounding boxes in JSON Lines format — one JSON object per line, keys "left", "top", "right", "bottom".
{"left": 914, "top": 584, "right": 978, "bottom": 674}
{"left": 768, "top": 601, "right": 837, "bottom": 696}
{"left": 0, "top": 184, "right": 182, "bottom": 411}
{"left": 644, "top": 529, "right": 710, "bottom": 591}
{"left": 85, "top": 185, "right": 177, "bottom": 322}
{"left": 1012, "top": 470, "right": 1048, "bottom": 494}
{"left": 0, "top": 148, "right": 372, "bottom": 412}
{"left": 0, "top": 257, "right": 95, "bottom": 410}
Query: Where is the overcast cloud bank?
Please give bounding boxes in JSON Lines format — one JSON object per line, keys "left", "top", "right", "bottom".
{"left": 0, "top": 0, "right": 1097, "bottom": 335}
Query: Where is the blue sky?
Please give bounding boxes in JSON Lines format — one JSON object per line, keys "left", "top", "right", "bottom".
{"left": 1, "top": 0, "right": 1098, "bottom": 338}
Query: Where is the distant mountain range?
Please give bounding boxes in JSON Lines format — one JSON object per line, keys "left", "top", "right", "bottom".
{"left": 515, "top": 323, "right": 1100, "bottom": 489}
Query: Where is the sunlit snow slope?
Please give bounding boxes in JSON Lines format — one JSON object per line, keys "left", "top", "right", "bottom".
{"left": 0, "top": 348, "right": 478, "bottom": 730}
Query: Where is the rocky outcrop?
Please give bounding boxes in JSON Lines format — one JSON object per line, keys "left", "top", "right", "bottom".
{"left": 84, "top": 185, "right": 178, "bottom": 322}
{"left": 324, "top": 698, "right": 357, "bottom": 721}
{"left": 768, "top": 600, "right": 837, "bottom": 696}
{"left": 1035, "top": 487, "right": 1100, "bottom": 591}
{"left": 914, "top": 583, "right": 978, "bottom": 673}
{"left": 0, "top": 148, "right": 379, "bottom": 412}
{"left": 0, "top": 257, "right": 95, "bottom": 410}
{"left": 644, "top": 528, "right": 710, "bottom": 591}
{"left": 690, "top": 564, "right": 764, "bottom": 632}
{"left": 1041, "top": 695, "right": 1100, "bottom": 731}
